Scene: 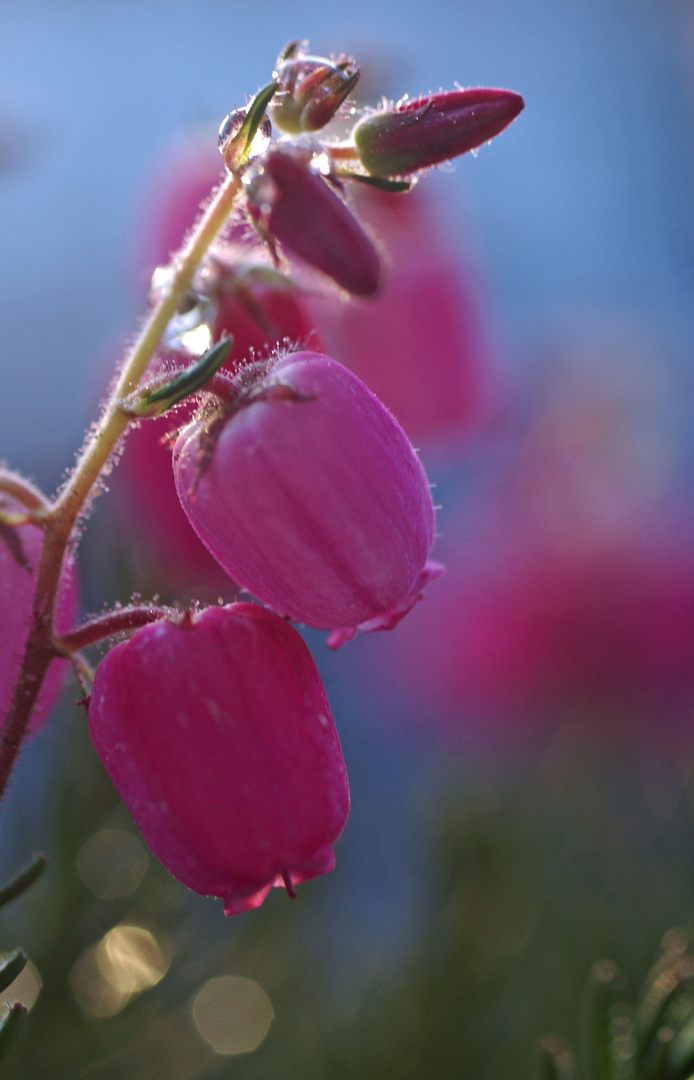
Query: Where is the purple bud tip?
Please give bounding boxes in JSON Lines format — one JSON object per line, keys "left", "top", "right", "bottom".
{"left": 245, "top": 145, "right": 382, "bottom": 296}
{"left": 173, "top": 352, "right": 442, "bottom": 642}
{"left": 353, "top": 87, "right": 525, "bottom": 177}
{"left": 88, "top": 603, "right": 350, "bottom": 916}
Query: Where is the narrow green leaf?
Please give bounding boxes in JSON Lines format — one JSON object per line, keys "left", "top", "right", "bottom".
{"left": 338, "top": 170, "right": 413, "bottom": 193}
{"left": 0, "top": 1004, "right": 26, "bottom": 1062}
{"left": 0, "top": 952, "right": 27, "bottom": 995}
{"left": 222, "top": 81, "right": 277, "bottom": 168}
{"left": 126, "top": 337, "right": 233, "bottom": 417}
{"left": 0, "top": 853, "right": 47, "bottom": 909}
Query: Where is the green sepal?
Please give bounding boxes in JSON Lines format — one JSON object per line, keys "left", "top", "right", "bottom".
{"left": 338, "top": 170, "right": 413, "bottom": 193}
{"left": 0, "top": 1003, "right": 27, "bottom": 1062}
{"left": 226, "top": 81, "right": 277, "bottom": 168}
{"left": 0, "top": 853, "right": 47, "bottom": 909}
{"left": 124, "top": 337, "right": 233, "bottom": 418}
{"left": 0, "top": 952, "right": 27, "bottom": 995}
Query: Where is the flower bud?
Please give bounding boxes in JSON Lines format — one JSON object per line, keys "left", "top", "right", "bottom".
{"left": 1, "top": 475, "right": 78, "bottom": 730}
{"left": 88, "top": 602, "right": 350, "bottom": 915}
{"left": 353, "top": 88, "right": 524, "bottom": 177}
{"left": 173, "top": 351, "right": 443, "bottom": 646}
{"left": 245, "top": 145, "right": 381, "bottom": 296}
{"left": 271, "top": 42, "right": 359, "bottom": 134}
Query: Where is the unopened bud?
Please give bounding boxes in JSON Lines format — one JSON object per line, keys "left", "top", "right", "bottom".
{"left": 271, "top": 41, "right": 359, "bottom": 134}
{"left": 245, "top": 145, "right": 381, "bottom": 296}
{"left": 353, "top": 87, "right": 524, "bottom": 177}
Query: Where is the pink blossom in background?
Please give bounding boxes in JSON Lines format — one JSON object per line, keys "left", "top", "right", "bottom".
{"left": 128, "top": 132, "right": 226, "bottom": 291}
{"left": 88, "top": 603, "right": 350, "bottom": 916}
{"left": 174, "top": 351, "right": 443, "bottom": 644}
{"left": 308, "top": 184, "right": 500, "bottom": 445}
{"left": 385, "top": 541, "right": 694, "bottom": 752}
{"left": 0, "top": 477, "right": 78, "bottom": 732}
{"left": 377, "top": 332, "right": 691, "bottom": 754}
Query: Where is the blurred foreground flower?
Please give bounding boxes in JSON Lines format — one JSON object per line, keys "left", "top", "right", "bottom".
{"left": 89, "top": 603, "right": 350, "bottom": 915}
{"left": 174, "top": 351, "right": 443, "bottom": 646}
{"left": 1, "top": 473, "right": 78, "bottom": 731}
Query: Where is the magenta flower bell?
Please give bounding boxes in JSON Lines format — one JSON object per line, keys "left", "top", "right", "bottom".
{"left": 353, "top": 88, "right": 524, "bottom": 177}
{"left": 1, "top": 476, "right": 78, "bottom": 731}
{"left": 173, "top": 351, "right": 443, "bottom": 647}
{"left": 88, "top": 602, "right": 350, "bottom": 915}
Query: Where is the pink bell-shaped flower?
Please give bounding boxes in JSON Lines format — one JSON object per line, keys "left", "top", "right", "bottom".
{"left": 88, "top": 602, "right": 350, "bottom": 916}
{"left": 173, "top": 351, "right": 443, "bottom": 646}
{"left": 1, "top": 473, "right": 78, "bottom": 731}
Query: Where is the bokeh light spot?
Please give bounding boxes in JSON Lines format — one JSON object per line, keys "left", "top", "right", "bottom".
{"left": 69, "top": 924, "right": 170, "bottom": 1018}
{"left": 76, "top": 828, "right": 148, "bottom": 899}
{"left": 0, "top": 959, "right": 41, "bottom": 1011}
{"left": 192, "top": 975, "right": 273, "bottom": 1055}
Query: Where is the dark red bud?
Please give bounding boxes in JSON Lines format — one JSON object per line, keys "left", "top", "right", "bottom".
{"left": 353, "top": 88, "right": 524, "bottom": 177}
{"left": 245, "top": 145, "right": 381, "bottom": 296}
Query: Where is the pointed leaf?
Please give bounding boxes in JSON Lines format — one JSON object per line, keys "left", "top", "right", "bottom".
{"left": 125, "top": 338, "right": 233, "bottom": 417}
{"left": 0, "top": 1004, "right": 26, "bottom": 1062}
{"left": 0, "top": 952, "right": 27, "bottom": 995}
{"left": 0, "top": 854, "right": 47, "bottom": 909}
{"left": 339, "top": 171, "right": 413, "bottom": 193}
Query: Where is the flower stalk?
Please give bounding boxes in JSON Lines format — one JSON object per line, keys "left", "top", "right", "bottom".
{"left": 0, "top": 169, "right": 244, "bottom": 801}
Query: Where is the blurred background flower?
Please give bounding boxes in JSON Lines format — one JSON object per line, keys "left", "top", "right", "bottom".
{"left": 1, "top": 0, "right": 694, "bottom": 1076}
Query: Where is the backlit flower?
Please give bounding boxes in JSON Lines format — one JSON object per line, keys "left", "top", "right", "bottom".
{"left": 173, "top": 351, "right": 443, "bottom": 646}
{"left": 88, "top": 602, "right": 350, "bottom": 915}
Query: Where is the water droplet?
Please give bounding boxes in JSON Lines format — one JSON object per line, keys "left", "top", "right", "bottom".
{"left": 309, "top": 151, "right": 332, "bottom": 178}
{"left": 218, "top": 108, "right": 272, "bottom": 161}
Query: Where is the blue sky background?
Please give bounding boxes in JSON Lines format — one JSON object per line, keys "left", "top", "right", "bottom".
{"left": 1, "top": 0, "right": 693, "bottom": 487}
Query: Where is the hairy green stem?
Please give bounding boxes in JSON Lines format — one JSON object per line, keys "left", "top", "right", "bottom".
{"left": 0, "top": 170, "right": 243, "bottom": 800}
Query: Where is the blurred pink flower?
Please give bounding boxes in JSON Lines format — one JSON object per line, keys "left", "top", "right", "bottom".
{"left": 308, "top": 184, "right": 500, "bottom": 444}
{"left": 403, "top": 547, "right": 694, "bottom": 731}
{"left": 1, "top": 475, "right": 78, "bottom": 731}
